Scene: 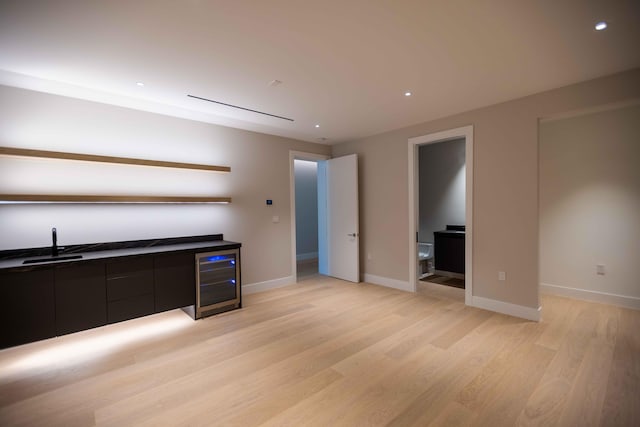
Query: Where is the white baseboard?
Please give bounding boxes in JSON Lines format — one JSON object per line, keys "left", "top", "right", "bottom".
{"left": 242, "top": 275, "right": 296, "bottom": 295}
{"left": 362, "top": 274, "right": 540, "bottom": 321}
{"left": 470, "top": 296, "right": 541, "bottom": 322}
{"left": 362, "top": 273, "right": 412, "bottom": 292}
{"left": 540, "top": 282, "right": 640, "bottom": 310}
{"left": 296, "top": 252, "right": 318, "bottom": 261}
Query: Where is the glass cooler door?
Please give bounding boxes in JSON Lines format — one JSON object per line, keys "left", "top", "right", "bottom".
{"left": 196, "top": 249, "right": 240, "bottom": 317}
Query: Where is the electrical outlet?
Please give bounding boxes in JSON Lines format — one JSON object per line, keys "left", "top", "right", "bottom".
{"left": 596, "top": 264, "right": 605, "bottom": 275}
{"left": 498, "top": 271, "right": 506, "bottom": 281}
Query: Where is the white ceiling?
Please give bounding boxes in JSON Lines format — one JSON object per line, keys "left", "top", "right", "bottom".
{"left": 1, "top": 0, "right": 638, "bottom": 144}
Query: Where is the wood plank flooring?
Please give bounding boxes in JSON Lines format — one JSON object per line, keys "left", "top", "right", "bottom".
{"left": 0, "top": 274, "right": 638, "bottom": 426}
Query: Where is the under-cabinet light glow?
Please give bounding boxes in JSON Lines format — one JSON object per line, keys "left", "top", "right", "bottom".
{"left": 0, "top": 201, "right": 231, "bottom": 204}
{"left": 0, "top": 313, "right": 191, "bottom": 379}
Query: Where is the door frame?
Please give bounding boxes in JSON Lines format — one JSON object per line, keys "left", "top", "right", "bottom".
{"left": 289, "top": 150, "right": 330, "bottom": 280}
{"left": 408, "top": 125, "right": 474, "bottom": 305}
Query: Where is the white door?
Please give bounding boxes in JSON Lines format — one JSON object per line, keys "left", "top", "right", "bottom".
{"left": 318, "top": 154, "right": 360, "bottom": 282}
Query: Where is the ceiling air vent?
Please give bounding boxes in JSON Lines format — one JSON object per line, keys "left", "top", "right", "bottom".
{"left": 187, "top": 94, "right": 294, "bottom": 122}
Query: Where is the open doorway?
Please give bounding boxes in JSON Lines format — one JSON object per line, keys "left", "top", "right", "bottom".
{"left": 408, "top": 126, "right": 473, "bottom": 305}
{"left": 290, "top": 151, "right": 360, "bottom": 283}
{"left": 289, "top": 151, "right": 329, "bottom": 281}
{"left": 294, "top": 159, "right": 320, "bottom": 279}
{"left": 538, "top": 103, "right": 640, "bottom": 309}
{"left": 417, "top": 138, "right": 466, "bottom": 296}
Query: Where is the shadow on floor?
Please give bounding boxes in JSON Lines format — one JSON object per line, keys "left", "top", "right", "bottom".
{"left": 421, "top": 274, "right": 465, "bottom": 289}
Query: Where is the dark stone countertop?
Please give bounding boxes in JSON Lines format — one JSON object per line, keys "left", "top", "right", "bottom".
{"left": 0, "top": 235, "right": 241, "bottom": 271}
{"left": 434, "top": 230, "right": 465, "bottom": 235}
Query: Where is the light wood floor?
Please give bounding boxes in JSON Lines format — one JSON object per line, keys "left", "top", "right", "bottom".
{"left": 297, "top": 258, "right": 319, "bottom": 280}
{"left": 0, "top": 275, "right": 638, "bottom": 426}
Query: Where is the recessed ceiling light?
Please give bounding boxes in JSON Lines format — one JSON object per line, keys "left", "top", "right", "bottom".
{"left": 405, "top": 91, "right": 412, "bottom": 97}
{"left": 594, "top": 21, "right": 608, "bottom": 31}
{"left": 136, "top": 82, "right": 145, "bottom": 87}
{"left": 315, "top": 124, "right": 320, "bottom": 128}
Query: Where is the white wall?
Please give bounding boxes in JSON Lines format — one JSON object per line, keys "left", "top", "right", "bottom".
{"left": 294, "top": 159, "right": 318, "bottom": 259}
{"left": 418, "top": 138, "right": 466, "bottom": 244}
{"left": 539, "top": 104, "right": 640, "bottom": 307}
{"left": 332, "top": 68, "right": 640, "bottom": 312}
{"left": 0, "top": 84, "right": 330, "bottom": 287}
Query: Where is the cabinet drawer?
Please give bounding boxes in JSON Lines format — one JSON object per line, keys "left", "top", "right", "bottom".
{"left": 106, "top": 257, "right": 153, "bottom": 277}
{"left": 108, "top": 293, "right": 154, "bottom": 324}
{"left": 106, "top": 257, "right": 153, "bottom": 301}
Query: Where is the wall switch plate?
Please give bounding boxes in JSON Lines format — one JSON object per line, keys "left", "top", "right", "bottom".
{"left": 272, "top": 215, "right": 280, "bottom": 223}
{"left": 498, "top": 271, "right": 506, "bottom": 281}
{"left": 596, "top": 264, "right": 605, "bottom": 275}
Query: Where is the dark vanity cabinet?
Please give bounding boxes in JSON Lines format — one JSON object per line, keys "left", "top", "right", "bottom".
{"left": 0, "top": 268, "right": 56, "bottom": 348}
{"left": 106, "top": 257, "right": 155, "bottom": 323}
{"left": 434, "top": 226, "right": 465, "bottom": 275}
{"left": 55, "top": 262, "right": 107, "bottom": 335}
{"left": 154, "top": 252, "right": 195, "bottom": 313}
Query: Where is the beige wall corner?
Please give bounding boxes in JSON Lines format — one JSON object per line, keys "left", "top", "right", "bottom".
{"left": 332, "top": 68, "right": 640, "bottom": 313}
{"left": 539, "top": 104, "right": 640, "bottom": 308}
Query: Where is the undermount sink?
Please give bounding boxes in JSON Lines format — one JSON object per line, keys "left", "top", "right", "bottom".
{"left": 23, "top": 255, "right": 83, "bottom": 264}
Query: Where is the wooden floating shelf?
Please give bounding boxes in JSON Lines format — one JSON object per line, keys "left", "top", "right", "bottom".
{"left": 0, "top": 146, "right": 230, "bottom": 173}
{"left": 0, "top": 195, "right": 232, "bottom": 204}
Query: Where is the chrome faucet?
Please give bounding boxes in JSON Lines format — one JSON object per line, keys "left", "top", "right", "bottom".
{"left": 52, "top": 227, "right": 58, "bottom": 257}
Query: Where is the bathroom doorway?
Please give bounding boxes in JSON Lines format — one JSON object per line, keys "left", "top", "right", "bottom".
{"left": 408, "top": 126, "right": 473, "bottom": 305}
{"left": 418, "top": 138, "right": 466, "bottom": 293}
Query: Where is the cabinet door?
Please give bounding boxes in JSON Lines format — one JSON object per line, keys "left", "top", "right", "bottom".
{"left": 0, "top": 268, "right": 56, "bottom": 349}
{"left": 106, "top": 257, "right": 154, "bottom": 323}
{"left": 154, "top": 252, "right": 195, "bottom": 312}
{"left": 55, "top": 262, "right": 107, "bottom": 336}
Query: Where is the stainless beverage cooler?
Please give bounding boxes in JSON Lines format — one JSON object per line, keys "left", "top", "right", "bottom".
{"left": 195, "top": 249, "right": 240, "bottom": 318}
